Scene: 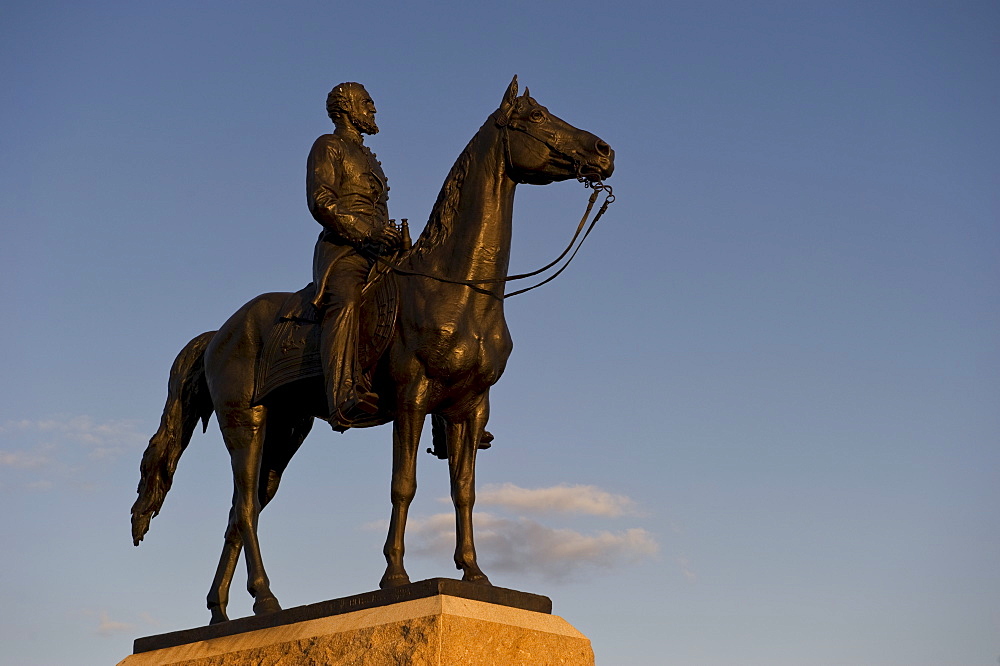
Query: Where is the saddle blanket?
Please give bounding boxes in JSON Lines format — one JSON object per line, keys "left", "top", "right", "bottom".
{"left": 251, "top": 267, "right": 398, "bottom": 404}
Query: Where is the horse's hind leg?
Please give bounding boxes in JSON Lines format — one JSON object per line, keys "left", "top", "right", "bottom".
{"left": 207, "top": 491, "right": 241, "bottom": 624}
{"left": 215, "top": 405, "right": 282, "bottom": 617}
{"left": 207, "top": 411, "right": 313, "bottom": 623}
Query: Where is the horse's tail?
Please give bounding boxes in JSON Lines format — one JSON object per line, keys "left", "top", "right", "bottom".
{"left": 131, "top": 331, "right": 217, "bottom": 546}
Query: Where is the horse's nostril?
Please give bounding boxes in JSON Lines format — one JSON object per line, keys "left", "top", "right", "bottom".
{"left": 595, "top": 140, "right": 611, "bottom": 157}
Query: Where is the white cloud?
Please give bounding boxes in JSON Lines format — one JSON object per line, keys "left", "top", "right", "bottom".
{"left": 404, "top": 512, "right": 658, "bottom": 582}
{"left": 0, "top": 415, "right": 145, "bottom": 461}
{"left": 12, "top": 416, "right": 147, "bottom": 460}
{"left": 476, "top": 482, "right": 638, "bottom": 517}
{"left": 138, "top": 611, "right": 160, "bottom": 627}
{"left": 0, "top": 416, "right": 146, "bottom": 490}
{"left": 677, "top": 556, "right": 697, "bottom": 582}
{"left": 0, "top": 448, "right": 52, "bottom": 469}
{"left": 96, "top": 611, "right": 134, "bottom": 637}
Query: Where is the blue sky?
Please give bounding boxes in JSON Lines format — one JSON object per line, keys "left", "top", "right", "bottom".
{"left": 2, "top": 1, "right": 998, "bottom": 664}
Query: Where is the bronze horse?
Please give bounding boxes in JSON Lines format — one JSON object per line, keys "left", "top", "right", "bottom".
{"left": 131, "top": 77, "right": 614, "bottom": 624}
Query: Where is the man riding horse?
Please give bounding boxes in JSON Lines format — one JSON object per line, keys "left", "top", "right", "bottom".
{"left": 132, "top": 77, "right": 614, "bottom": 620}
{"left": 307, "top": 82, "right": 402, "bottom": 427}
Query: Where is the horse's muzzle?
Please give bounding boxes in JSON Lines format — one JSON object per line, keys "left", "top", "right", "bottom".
{"left": 590, "top": 139, "right": 614, "bottom": 180}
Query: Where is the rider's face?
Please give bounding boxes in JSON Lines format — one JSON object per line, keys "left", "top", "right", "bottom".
{"left": 351, "top": 91, "right": 379, "bottom": 135}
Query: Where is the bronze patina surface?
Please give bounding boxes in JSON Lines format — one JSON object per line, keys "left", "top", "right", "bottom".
{"left": 131, "top": 76, "right": 614, "bottom": 625}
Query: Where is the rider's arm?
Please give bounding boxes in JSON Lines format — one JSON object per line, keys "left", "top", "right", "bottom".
{"left": 306, "top": 136, "right": 379, "bottom": 246}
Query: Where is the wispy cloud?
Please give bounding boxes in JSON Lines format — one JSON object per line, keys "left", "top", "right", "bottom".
{"left": 0, "top": 447, "right": 53, "bottom": 469}
{"left": 476, "top": 482, "right": 638, "bottom": 517}
{"left": 138, "top": 611, "right": 160, "bottom": 627}
{"left": 677, "top": 556, "right": 697, "bottom": 582}
{"left": 0, "top": 416, "right": 144, "bottom": 461}
{"left": 0, "top": 415, "right": 146, "bottom": 490}
{"left": 82, "top": 608, "right": 158, "bottom": 637}
{"left": 96, "top": 611, "right": 134, "bottom": 637}
{"left": 368, "top": 483, "right": 661, "bottom": 581}
{"left": 403, "top": 511, "right": 658, "bottom": 582}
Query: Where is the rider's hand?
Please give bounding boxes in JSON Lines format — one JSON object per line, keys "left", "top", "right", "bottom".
{"left": 372, "top": 224, "right": 402, "bottom": 251}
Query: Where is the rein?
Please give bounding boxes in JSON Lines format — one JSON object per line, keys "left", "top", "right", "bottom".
{"left": 504, "top": 175, "right": 613, "bottom": 298}
{"left": 373, "top": 117, "right": 614, "bottom": 299}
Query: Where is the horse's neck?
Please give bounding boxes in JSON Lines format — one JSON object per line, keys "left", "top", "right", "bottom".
{"left": 420, "top": 126, "right": 515, "bottom": 293}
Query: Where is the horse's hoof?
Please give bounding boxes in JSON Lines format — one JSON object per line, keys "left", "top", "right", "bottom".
{"left": 462, "top": 572, "right": 492, "bottom": 586}
{"left": 208, "top": 607, "right": 229, "bottom": 625}
{"left": 379, "top": 572, "right": 411, "bottom": 589}
{"left": 253, "top": 596, "right": 281, "bottom": 615}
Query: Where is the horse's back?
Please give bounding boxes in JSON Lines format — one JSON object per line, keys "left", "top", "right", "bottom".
{"left": 205, "top": 292, "right": 296, "bottom": 392}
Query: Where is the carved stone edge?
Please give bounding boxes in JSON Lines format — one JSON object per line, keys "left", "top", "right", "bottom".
{"left": 133, "top": 578, "right": 552, "bottom": 654}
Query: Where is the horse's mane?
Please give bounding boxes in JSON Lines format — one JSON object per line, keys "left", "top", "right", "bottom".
{"left": 408, "top": 126, "right": 482, "bottom": 260}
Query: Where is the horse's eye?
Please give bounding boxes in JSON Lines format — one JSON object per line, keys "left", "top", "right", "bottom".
{"left": 529, "top": 109, "right": 546, "bottom": 123}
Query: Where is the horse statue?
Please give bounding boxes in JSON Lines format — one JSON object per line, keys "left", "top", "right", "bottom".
{"left": 131, "top": 76, "right": 615, "bottom": 625}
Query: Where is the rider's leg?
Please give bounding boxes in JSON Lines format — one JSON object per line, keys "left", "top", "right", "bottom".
{"left": 318, "top": 253, "right": 377, "bottom": 424}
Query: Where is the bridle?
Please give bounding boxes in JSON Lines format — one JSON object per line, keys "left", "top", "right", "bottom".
{"left": 373, "top": 106, "right": 615, "bottom": 300}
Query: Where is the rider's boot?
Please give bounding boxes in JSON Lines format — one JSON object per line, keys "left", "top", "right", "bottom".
{"left": 329, "top": 374, "right": 379, "bottom": 429}
{"left": 341, "top": 388, "right": 379, "bottom": 419}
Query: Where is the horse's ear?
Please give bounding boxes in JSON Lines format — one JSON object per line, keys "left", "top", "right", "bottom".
{"left": 522, "top": 87, "right": 530, "bottom": 99}
{"left": 502, "top": 76, "right": 518, "bottom": 108}
{"left": 496, "top": 75, "right": 518, "bottom": 126}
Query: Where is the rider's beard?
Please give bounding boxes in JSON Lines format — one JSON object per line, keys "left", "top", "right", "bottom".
{"left": 354, "top": 112, "right": 379, "bottom": 135}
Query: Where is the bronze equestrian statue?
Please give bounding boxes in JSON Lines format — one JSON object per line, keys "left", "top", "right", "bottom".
{"left": 131, "top": 76, "right": 615, "bottom": 625}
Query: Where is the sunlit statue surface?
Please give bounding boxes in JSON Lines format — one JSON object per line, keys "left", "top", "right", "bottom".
{"left": 131, "top": 76, "right": 614, "bottom": 625}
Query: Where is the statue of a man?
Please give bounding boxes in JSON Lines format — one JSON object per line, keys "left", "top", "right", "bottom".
{"left": 307, "top": 82, "right": 401, "bottom": 426}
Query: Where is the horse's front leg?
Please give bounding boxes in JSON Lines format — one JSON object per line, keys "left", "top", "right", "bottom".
{"left": 379, "top": 396, "right": 425, "bottom": 589}
{"left": 447, "top": 393, "right": 492, "bottom": 585}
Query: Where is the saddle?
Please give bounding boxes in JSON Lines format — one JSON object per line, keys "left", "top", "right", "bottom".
{"left": 251, "top": 262, "right": 399, "bottom": 406}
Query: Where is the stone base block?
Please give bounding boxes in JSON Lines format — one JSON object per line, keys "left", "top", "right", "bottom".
{"left": 118, "top": 595, "right": 594, "bottom": 665}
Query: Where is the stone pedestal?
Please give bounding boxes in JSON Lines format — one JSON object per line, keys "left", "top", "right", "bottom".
{"left": 118, "top": 579, "right": 594, "bottom": 665}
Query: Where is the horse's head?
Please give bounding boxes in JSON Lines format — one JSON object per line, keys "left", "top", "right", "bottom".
{"left": 493, "top": 76, "right": 615, "bottom": 186}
